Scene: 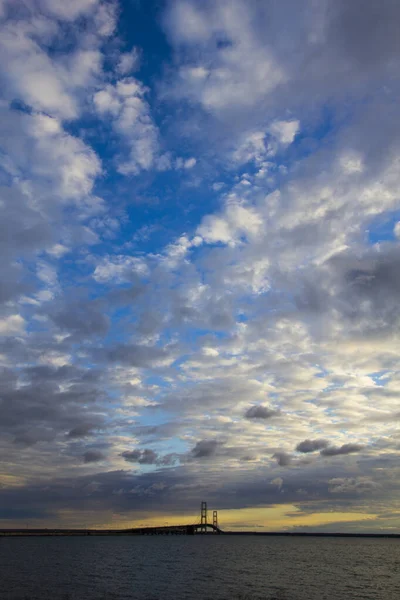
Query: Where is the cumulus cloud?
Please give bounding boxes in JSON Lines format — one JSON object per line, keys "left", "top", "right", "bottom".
{"left": 121, "top": 449, "right": 159, "bottom": 464}
{"left": 270, "top": 477, "right": 283, "bottom": 490}
{"left": 197, "top": 200, "right": 263, "bottom": 246}
{"left": 117, "top": 48, "right": 141, "bottom": 75}
{"left": 83, "top": 450, "right": 105, "bottom": 463}
{"left": 191, "top": 440, "right": 220, "bottom": 459}
{"left": 268, "top": 120, "right": 299, "bottom": 145}
{"left": 273, "top": 452, "right": 293, "bottom": 467}
{"left": 328, "top": 477, "right": 381, "bottom": 494}
{"left": 93, "top": 78, "right": 160, "bottom": 175}
{"left": 67, "top": 423, "right": 100, "bottom": 439}
{"left": 0, "top": 314, "right": 25, "bottom": 336}
{"left": 296, "top": 439, "right": 329, "bottom": 453}
{"left": 164, "top": 0, "right": 286, "bottom": 113}
{"left": 321, "top": 444, "right": 364, "bottom": 457}
{"left": 51, "top": 302, "right": 110, "bottom": 339}
{"left": 245, "top": 405, "right": 280, "bottom": 420}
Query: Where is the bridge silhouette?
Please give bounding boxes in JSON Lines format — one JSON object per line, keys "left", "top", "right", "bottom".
{"left": 125, "top": 523, "right": 222, "bottom": 536}
{"left": 126, "top": 501, "right": 222, "bottom": 535}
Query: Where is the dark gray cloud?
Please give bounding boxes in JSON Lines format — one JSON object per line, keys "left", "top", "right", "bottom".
{"left": 191, "top": 440, "right": 220, "bottom": 459}
{"left": 321, "top": 443, "right": 364, "bottom": 457}
{"left": 273, "top": 452, "right": 293, "bottom": 467}
{"left": 98, "top": 343, "right": 170, "bottom": 367}
{"left": 328, "top": 477, "right": 380, "bottom": 494}
{"left": 245, "top": 405, "right": 280, "bottom": 420}
{"left": 83, "top": 450, "right": 105, "bottom": 463}
{"left": 296, "top": 439, "right": 329, "bottom": 453}
{"left": 327, "top": 0, "right": 400, "bottom": 71}
{"left": 292, "top": 245, "right": 400, "bottom": 337}
{"left": 51, "top": 303, "right": 110, "bottom": 339}
{"left": 67, "top": 423, "right": 99, "bottom": 438}
{"left": 121, "top": 449, "right": 159, "bottom": 464}
{"left": 0, "top": 364, "right": 107, "bottom": 446}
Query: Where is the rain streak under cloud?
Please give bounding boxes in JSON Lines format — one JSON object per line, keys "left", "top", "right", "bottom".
{"left": 0, "top": 0, "right": 400, "bottom": 532}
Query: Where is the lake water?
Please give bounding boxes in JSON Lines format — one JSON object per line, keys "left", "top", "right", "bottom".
{"left": 0, "top": 535, "right": 399, "bottom": 600}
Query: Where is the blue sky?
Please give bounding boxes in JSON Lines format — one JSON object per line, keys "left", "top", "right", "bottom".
{"left": 1, "top": 0, "right": 400, "bottom": 532}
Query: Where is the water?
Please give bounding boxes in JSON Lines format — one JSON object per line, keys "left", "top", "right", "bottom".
{"left": 0, "top": 535, "right": 399, "bottom": 600}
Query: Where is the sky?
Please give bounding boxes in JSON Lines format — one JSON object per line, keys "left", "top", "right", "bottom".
{"left": 0, "top": 0, "right": 400, "bottom": 533}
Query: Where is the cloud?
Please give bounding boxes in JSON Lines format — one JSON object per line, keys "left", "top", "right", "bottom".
{"left": 296, "top": 439, "right": 329, "bottom": 453}
{"left": 245, "top": 405, "right": 280, "bottom": 420}
{"left": 270, "top": 477, "right": 283, "bottom": 490}
{"left": 51, "top": 302, "right": 110, "bottom": 339}
{"left": 175, "top": 157, "right": 197, "bottom": 169}
{"left": 268, "top": 119, "right": 299, "bottom": 145}
{"left": 0, "top": 314, "right": 25, "bottom": 336}
{"left": 67, "top": 423, "right": 100, "bottom": 438}
{"left": 273, "top": 452, "right": 293, "bottom": 467}
{"left": 93, "top": 78, "right": 160, "bottom": 175}
{"left": 0, "top": 1, "right": 111, "bottom": 121}
{"left": 164, "top": 0, "right": 286, "bottom": 114}
{"left": 0, "top": 364, "right": 108, "bottom": 447}
{"left": 121, "top": 449, "right": 159, "bottom": 464}
{"left": 197, "top": 200, "right": 263, "bottom": 246}
{"left": 39, "top": 0, "right": 99, "bottom": 22}
{"left": 92, "top": 255, "right": 149, "bottom": 283}
{"left": 328, "top": 477, "right": 381, "bottom": 494}
{"left": 191, "top": 439, "right": 220, "bottom": 458}
{"left": 83, "top": 450, "right": 105, "bottom": 463}
{"left": 117, "top": 48, "right": 141, "bottom": 75}
{"left": 321, "top": 444, "right": 364, "bottom": 457}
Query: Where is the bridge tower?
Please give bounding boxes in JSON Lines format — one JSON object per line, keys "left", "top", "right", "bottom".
{"left": 213, "top": 510, "right": 218, "bottom": 531}
{"left": 200, "top": 501, "right": 207, "bottom": 533}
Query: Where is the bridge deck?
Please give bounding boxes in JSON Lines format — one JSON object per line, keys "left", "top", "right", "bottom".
{"left": 0, "top": 523, "right": 222, "bottom": 536}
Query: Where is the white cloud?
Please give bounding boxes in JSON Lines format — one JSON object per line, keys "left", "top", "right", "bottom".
{"left": 0, "top": 16, "right": 77, "bottom": 119}
{"left": 268, "top": 119, "right": 300, "bottom": 145}
{"left": 197, "top": 199, "right": 263, "bottom": 246}
{"left": 93, "top": 78, "right": 160, "bottom": 175}
{"left": 202, "top": 347, "right": 219, "bottom": 357}
{"left": 339, "top": 151, "right": 364, "bottom": 174}
{"left": 38, "top": 0, "right": 98, "bottom": 22}
{"left": 164, "top": 1, "right": 210, "bottom": 44}
{"left": 165, "top": 1, "right": 286, "bottom": 113}
{"left": 117, "top": 48, "right": 141, "bottom": 75}
{"left": 175, "top": 156, "right": 197, "bottom": 170}
{"left": 93, "top": 255, "right": 149, "bottom": 283}
{"left": 184, "top": 157, "right": 196, "bottom": 169}
{"left": 46, "top": 244, "right": 69, "bottom": 258}
{"left": 233, "top": 131, "right": 267, "bottom": 165}
{"left": 231, "top": 120, "right": 299, "bottom": 166}
{"left": 38, "top": 351, "right": 71, "bottom": 367}
{"left": 270, "top": 477, "right": 283, "bottom": 489}
{"left": 0, "top": 314, "right": 26, "bottom": 335}
{"left": 0, "top": 0, "right": 115, "bottom": 125}
{"left": 28, "top": 113, "right": 102, "bottom": 201}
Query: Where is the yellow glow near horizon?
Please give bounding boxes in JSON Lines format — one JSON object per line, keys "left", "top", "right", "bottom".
{"left": 0, "top": 474, "right": 26, "bottom": 487}
{"left": 4, "top": 504, "right": 380, "bottom": 531}
{"left": 107, "top": 504, "right": 378, "bottom": 531}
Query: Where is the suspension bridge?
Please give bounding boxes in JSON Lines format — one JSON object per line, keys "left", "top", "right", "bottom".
{"left": 125, "top": 501, "right": 222, "bottom": 535}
